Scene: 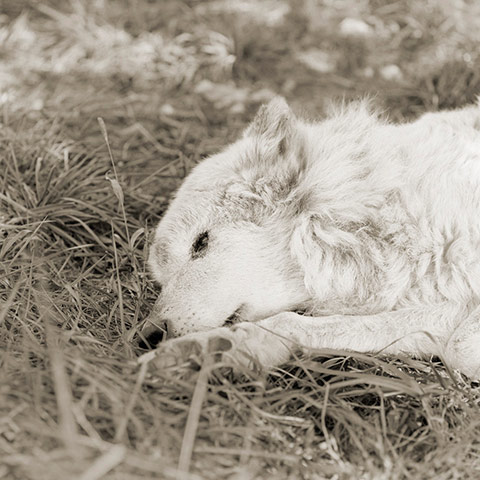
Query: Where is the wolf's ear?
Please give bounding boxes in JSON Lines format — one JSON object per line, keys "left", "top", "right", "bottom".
{"left": 244, "top": 97, "right": 295, "bottom": 155}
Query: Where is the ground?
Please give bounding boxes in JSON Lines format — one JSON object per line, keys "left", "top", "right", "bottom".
{"left": 1, "top": 1, "right": 480, "bottom": 479}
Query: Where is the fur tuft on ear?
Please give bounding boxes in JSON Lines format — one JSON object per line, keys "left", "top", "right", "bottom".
{"left": 234, "top": 97, "right": 305, "bottom": 202}
{"left": 244, "top": 97, "right": 295, "bottom": 155}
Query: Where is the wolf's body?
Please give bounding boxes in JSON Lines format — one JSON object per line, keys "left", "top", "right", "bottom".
{"left": 145, "top": 98, "right": 480, "bottom": 379}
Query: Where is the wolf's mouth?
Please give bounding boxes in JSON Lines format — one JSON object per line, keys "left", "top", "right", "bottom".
{"left": 223, "top": 306, "right": 243, "bottom": 327}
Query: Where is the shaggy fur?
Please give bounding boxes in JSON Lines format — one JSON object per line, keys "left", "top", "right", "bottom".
{"left": 143, "top": 98, "right": 480, "bottom": 379}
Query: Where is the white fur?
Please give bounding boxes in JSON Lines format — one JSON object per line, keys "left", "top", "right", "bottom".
{"left": 145, "top": 98, "right": 480, "bottom": 379}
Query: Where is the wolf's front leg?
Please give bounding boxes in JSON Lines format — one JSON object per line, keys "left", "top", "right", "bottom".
{"left": 145, "top": 304, "right": 479, "bottom": 379}
{"left": 253, "top": 305, "right": 479, "bottom": 378}
{"left": 248, "top": 305, "right": 479, "bottom": 377}
{"left": 218, "top": 306, "right": 459, "bottom": 369}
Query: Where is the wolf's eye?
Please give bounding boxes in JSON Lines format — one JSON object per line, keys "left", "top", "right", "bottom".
{"left": 191, "top": 231, "right": 209, "bottom": 258}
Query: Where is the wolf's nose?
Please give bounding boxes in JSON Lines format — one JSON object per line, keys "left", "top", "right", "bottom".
{"left": 137, "top": 322, "right": 167, "bottom": 349}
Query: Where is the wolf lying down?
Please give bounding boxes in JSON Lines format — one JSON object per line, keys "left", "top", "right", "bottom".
{"left": 141, "top": 98, "right": 480, "bottom": 380}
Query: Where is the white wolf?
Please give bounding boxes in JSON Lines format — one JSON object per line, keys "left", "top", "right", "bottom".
{"left": 143, "top": 98, "right": 480, "bottom": 379}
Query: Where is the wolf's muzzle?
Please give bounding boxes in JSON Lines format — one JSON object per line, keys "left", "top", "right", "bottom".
{"left": 137, "top": 321, "right": 167, "bottom": 349}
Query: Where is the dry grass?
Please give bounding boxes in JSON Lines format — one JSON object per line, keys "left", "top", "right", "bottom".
{"left": 1, "top": 1, "right": 480, "bottom": 479}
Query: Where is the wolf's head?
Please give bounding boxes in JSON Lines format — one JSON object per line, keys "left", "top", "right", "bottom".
{"left": 144, "top": 98, "right": 312, "bottom": 338}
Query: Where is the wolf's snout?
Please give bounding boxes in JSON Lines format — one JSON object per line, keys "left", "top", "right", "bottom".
{"left": 138, "top": 321, "right": 167, "bottom": 349}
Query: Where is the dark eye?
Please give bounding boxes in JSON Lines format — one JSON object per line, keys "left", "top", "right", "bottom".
{"left": 191, "top": 231, "right": 209, "bottom": 258}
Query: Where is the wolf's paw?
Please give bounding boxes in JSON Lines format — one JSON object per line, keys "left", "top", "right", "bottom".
{"left": 138, "top": 321, "right": 294, "bottom": 372}
{"left": 141, "top": 327, "right": 240, "bottom": 370}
